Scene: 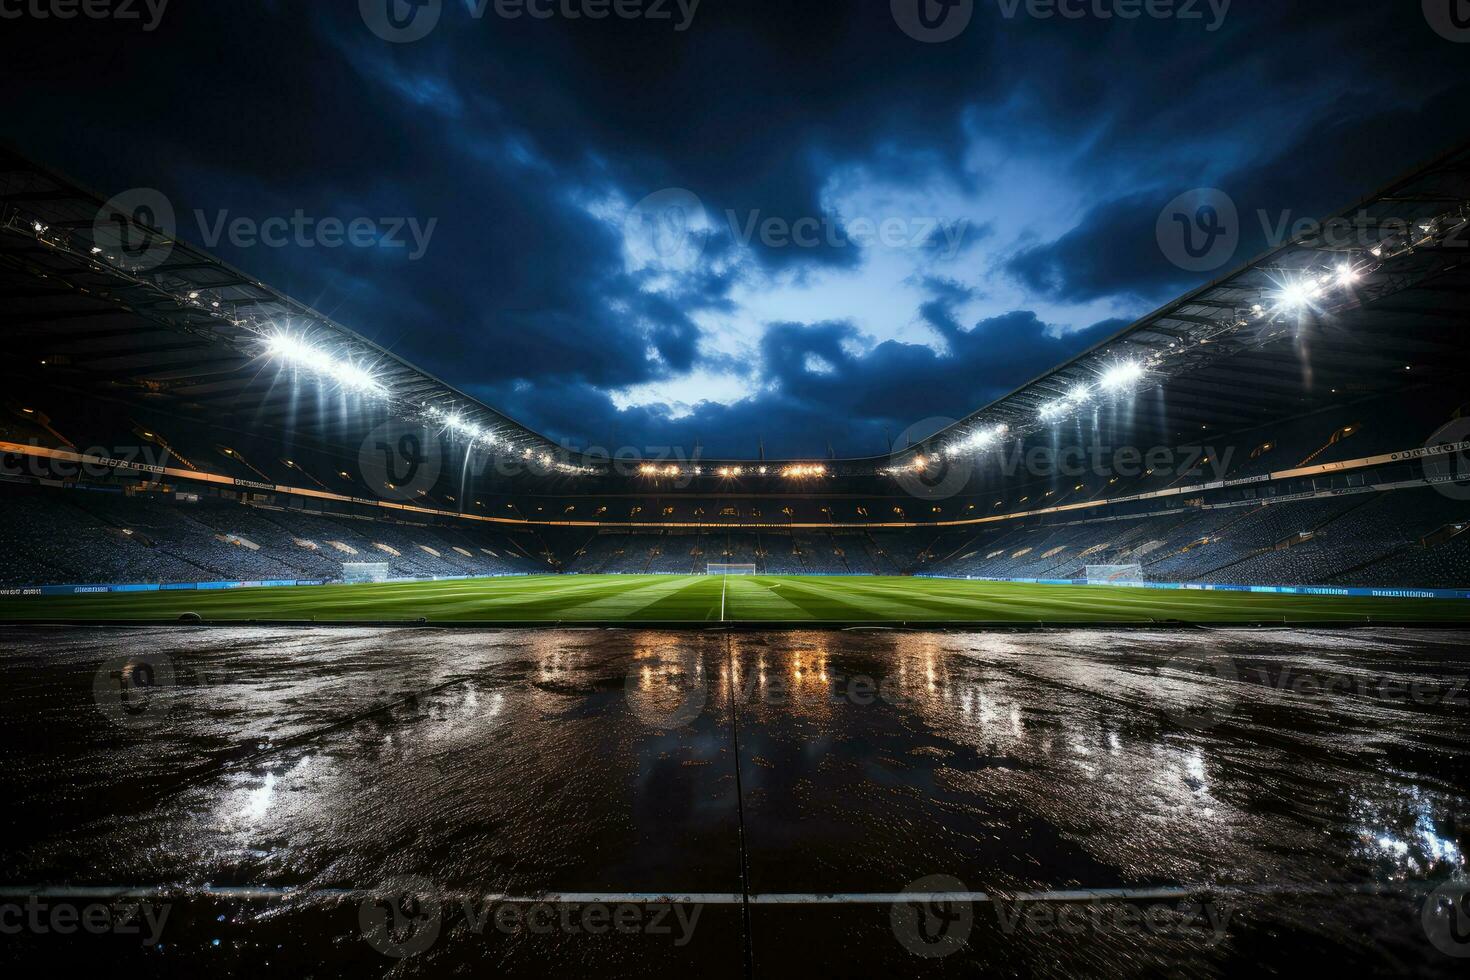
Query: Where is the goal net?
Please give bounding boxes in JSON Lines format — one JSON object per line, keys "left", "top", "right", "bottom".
{"left": 707, "top": 563, "right": 756, "bottom": 576}
{"left": 343, "top": 562, "right": 391, "bottom": 584}
{"left": 1085, "top": 563, "right": 1144, "bottom": 584}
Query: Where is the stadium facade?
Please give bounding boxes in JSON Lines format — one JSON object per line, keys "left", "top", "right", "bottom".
{"left": 2, "top": 142, "right": 1469, "bottom": 597}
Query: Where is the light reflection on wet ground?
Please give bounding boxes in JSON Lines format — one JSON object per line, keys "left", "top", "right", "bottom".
{"left": 0, "top": 626, "right": 1466, "bottom": 976}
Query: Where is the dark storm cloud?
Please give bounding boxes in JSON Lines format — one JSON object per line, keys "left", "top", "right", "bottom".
{"left": 2, "top": 0, "right": 1466, "bottom": 454}
{"left": 1007, "top": 83, "right": 1470, "bottom": 304}
{"left": 477, "top": 297, "right": 1124, "bottom": 457}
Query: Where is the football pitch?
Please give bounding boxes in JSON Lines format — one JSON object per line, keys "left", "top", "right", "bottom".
{"left": 1, "top": 574, "right": 1467, "bottom": 624}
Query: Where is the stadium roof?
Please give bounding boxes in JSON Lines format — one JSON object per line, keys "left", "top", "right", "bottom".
{"left": 0, "top": 146, "right": 566, "bottom": 466}
{"left": 905, "top": 138, "right": 1470, "bottom": 465}
{"left": 3, "top": 140, "right": 1469, "bottom": 477}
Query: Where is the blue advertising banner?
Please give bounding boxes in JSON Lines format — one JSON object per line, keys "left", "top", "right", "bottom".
{"left": 917, "top": 575, "right": 1470, "bottom": 600}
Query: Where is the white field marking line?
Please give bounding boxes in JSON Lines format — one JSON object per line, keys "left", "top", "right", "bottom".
{"left": 0, "top": 884, "right": 1443, "bottom": 903}
{"left": 720, "top": 573, "right": 727, "bottom": 622}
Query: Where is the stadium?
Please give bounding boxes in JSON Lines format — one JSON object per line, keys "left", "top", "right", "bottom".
{"left": 3, "top": 4, "right": 1470, "bottom": 978}
{"left": 3, "top": 141, "right": 1468, "bottom": 625}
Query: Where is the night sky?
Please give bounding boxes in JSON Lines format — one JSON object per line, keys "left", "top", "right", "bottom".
{"left": 4, "top": 1, "right": 1467, "bottom": 457}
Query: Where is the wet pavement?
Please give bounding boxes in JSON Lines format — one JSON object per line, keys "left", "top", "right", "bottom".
{"left": 0, "top": 625, "right": 1467, "bottom": 976}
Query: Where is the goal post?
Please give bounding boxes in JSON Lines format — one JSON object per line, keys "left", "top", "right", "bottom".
{"left": 707, "top": 563, "right": 756, "bottom": 576}
{"left": 343, "top": 562, "right": 391, "bottom": 584}
{"left": 1084, "top": 563, "right": 1144, "bottom": 584}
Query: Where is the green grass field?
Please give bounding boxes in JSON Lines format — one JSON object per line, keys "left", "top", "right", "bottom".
{"left": 0, "top": 574, "right": 1466, "bottom": 625}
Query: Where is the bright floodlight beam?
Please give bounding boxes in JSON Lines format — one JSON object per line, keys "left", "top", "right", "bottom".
{"left": 1278, "top": 281, "right": 1311, "bottom": 308}
{"left": 1099, "top": 361, "right": 1144, "bottom": 391}
{"left": 265, "top": 332, "right": 387, "bottom": 396}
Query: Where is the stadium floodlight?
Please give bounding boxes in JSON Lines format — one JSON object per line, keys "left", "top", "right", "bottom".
{"left": 1334, "top": 264, "right": 1361, "bottom": 287}
{"left": 332, "top": 361, "right": 382, "bottom": 394}
{"left": 1039, "top": 400, "right": 1069, "bottom": 421}
{"left": 1067, "top": 383, "right": 1092, "bottom": 404}
{"left": 265, "top": 333, "right": 387, "bottom": 396}
{"left": 1275, "top": 279, "right": 1318, "bottom": 310}
{"left": 438, "top": 412, "right": 496, "bottom": 446}
{"left": 1099, "top": 360, "right": 1145, "bottom": 391}
{"left": 954, "top": 423, "right": 1005, "bottom": 453}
